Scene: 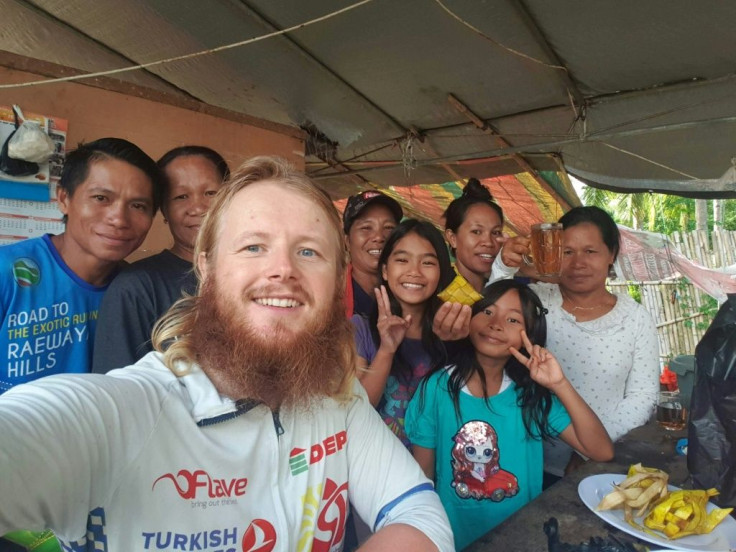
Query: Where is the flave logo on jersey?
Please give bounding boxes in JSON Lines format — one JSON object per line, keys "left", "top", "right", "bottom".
{"left": 289, "top": 430, "right": 347, "bottom": 476}
{"left": 140, "top": 477, "right": 348, "bottom": 551}
{"left": 153, "top": 469, "right": 248, "bottom": 500}
{"left": 12, "top": 257, "right": 41, "bottom": 287}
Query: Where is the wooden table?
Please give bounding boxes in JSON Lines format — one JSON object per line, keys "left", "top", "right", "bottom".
{"left": 466, "top": 421, "right": 688, "bottom": 551}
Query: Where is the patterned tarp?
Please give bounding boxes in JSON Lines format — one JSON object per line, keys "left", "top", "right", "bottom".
{"left": 334, "top": 169, "right": 581, "bottom": 237}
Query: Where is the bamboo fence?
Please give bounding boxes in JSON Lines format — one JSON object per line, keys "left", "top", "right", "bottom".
{"left": 609, "top": 228, "right": 736, "bottom": 364}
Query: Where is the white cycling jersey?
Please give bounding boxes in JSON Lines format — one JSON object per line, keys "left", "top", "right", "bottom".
{"left": 0, "top": 352, "right": 453, "bottom": 552}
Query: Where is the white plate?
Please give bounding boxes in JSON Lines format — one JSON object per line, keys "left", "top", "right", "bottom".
{"left": 578, "top": 473, "right": 736, "bottom": 552}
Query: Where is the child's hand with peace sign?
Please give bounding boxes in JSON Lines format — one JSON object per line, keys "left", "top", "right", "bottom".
{"left": 374, "top": 285, "right": 411, "bottom": 354}
{"left": 509, "top": 330, "right": 566, "bottom": 390}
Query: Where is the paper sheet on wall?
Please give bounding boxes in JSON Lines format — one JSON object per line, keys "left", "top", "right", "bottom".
{"left": 0, "top": 197, "right": 65, "bottom": 245}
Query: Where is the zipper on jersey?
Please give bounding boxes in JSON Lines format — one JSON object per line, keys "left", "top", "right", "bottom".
{"left": 196, "top": 398, "right": 261, "bottom": 427}
{"left": 197, "top": 399, "right": 285, "bottom": 437}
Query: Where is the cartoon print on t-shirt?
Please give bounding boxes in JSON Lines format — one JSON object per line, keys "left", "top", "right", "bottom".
{"left": 450, "top": 420, "right": 519, "bottom": 501}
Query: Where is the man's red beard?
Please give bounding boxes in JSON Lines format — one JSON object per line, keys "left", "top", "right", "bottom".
{"left": 190, "top": 277, "right": 352, "bottom": 410}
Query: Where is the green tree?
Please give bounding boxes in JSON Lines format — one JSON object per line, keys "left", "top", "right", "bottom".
{"left": 582, "top": 187, "right": 656, "bottom": 230}
{"left": 579, "top": 185, "right": 736, "bottom": 233}
{"left": 581, "top": 186, "right": 614, "bottom": 208}
{"left": 612, "top": 193, "right": 651, "bottom": 230}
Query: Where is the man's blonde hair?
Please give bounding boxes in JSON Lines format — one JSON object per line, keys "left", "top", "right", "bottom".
{"left": 152, "top": 156, "right": 355, "bottom": 399}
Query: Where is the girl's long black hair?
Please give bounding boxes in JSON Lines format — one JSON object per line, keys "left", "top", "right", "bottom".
{"left": 369, "top": 219, "right": 455, "bottom": 383}
{"left": 445, "top": 279, "right": 555, "bottom": 440}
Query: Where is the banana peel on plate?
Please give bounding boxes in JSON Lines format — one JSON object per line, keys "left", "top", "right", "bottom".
{"left": 643, "top": 488, "right": 733, "bottom": 540}
{"left": 596, "top": 463, "right": 669, "bottom": 515}
{"left": 597, "top": 463, "right": 734, "bottom": 541}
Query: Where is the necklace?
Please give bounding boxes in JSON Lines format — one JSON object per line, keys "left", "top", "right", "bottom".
{"left": 561, "top": 291, "right": 613, "bottom": 312}
{"left": 569, "top": 303, "right": 605, "bottom": 311}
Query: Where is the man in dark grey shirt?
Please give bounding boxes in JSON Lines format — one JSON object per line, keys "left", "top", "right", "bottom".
{"left": 92, "top": 146, "right": 229, "bottom": 373}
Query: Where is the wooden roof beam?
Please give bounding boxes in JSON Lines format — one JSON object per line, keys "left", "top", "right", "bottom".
{"left": 447, "top": 93, "right": 571, "bottom": 210}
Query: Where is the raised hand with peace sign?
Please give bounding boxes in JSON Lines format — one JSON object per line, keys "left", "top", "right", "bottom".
{"left": 374, "top": 285, "right": 411, "bottom": 354}
{"left": 509, "top": 330, "right": 565, "bottom": 390}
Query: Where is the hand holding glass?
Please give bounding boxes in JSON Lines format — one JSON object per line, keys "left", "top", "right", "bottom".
{"left": 523, "top": 223, "right": 563, "bottom": 277}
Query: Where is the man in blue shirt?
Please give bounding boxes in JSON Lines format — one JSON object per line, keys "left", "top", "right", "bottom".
{"left": 0, "top": 137, "right": 162, "bottom": 394}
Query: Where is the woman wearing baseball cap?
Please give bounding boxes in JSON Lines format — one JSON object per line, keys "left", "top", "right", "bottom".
{"left": 342, "top": 190, "right": 404, "bottom": 318}
{"left": 343, "top": 190, "right": 474, "bottom": 335}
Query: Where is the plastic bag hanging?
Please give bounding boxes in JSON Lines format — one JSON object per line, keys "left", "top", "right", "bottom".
{"left": 687, "top": 293, "right": 736, "bottom": 508}
{"left": 0, "top": 106, "right": 39, "bottom": 177}
{"left": 7, "top": 105, "right": 55, "bottom": 163}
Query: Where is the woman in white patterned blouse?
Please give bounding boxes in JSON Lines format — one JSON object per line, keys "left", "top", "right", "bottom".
{"left": 489, "top": 206, "right": 660, "bottom": 483}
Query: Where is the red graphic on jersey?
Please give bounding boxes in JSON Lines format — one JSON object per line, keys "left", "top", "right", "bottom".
{"left": 152, "top": 469, "right": 248, "bottom": 499}
{"left": 241, "top": 519, "right": 277, "bottom": 552}
{"left": 312, "top": 478, "right": 349, "bottom": 552}
{"left": 289, "top": 430, "right": 347, "bottom": 466}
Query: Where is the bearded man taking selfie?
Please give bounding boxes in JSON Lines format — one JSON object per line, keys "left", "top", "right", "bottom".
{"left": 0, "top": 157, "right": 453, "bottom": 552}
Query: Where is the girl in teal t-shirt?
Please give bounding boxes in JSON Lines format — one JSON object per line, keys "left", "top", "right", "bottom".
{"left": 406, "top": 280, "right": 613, "bottom": 550}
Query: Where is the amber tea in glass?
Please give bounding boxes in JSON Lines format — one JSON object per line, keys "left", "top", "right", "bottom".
{"left": 529, "top": 223, "right": 563, "bottom": 277}
{"left": 656, "top": 391, "right": 687, "bottom": 431}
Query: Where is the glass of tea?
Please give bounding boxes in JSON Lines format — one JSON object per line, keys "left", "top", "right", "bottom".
{"left": 656, "top": 390, "right": 687, "bottom": 431}
{"left": 525, "top": 223, "right": 563, "bottom": 277}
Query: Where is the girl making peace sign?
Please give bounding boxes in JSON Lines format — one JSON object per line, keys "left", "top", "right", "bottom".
{"left": 405, "top": 279, "right": 613, "bottom": 550}
{"left": 351, "top": 219, "right": 455, "bottom": 446}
